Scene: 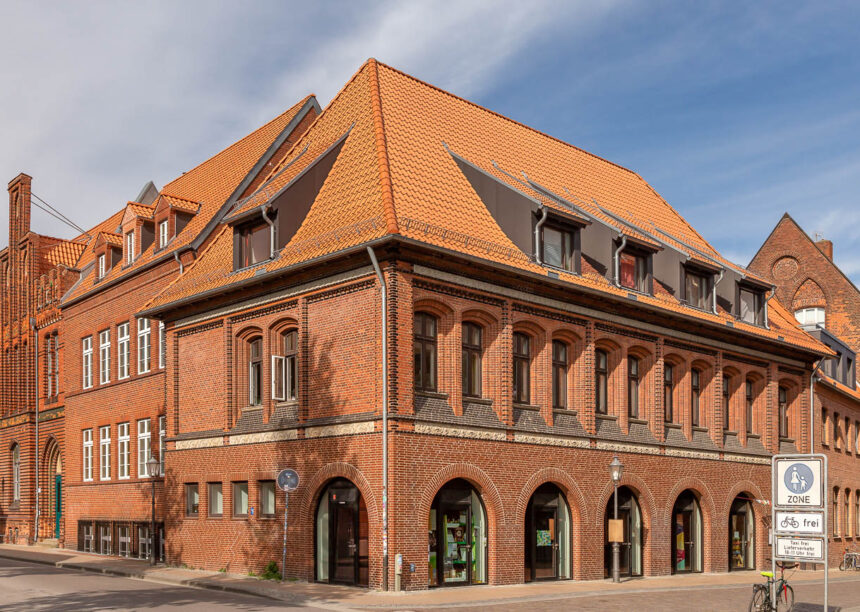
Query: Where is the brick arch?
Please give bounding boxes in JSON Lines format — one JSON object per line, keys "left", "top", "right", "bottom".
{"left": 515, "top": 467, "right": 588, "bottom": 525}
{"left": 665, "top": 477, "right": 717, "bottom": 571}
{"left": 235, "top": 325, "right": 263, "bottom": 340}
{"left": 723, "top": 480, "right": 765, "bottom": 516}
{"left": 512, "top": 319, "right": 546, "bottom": 339}
{"left": 551, "top": 328, "right": 582, "bottom": 346}
{"left": 462, "top": 308, "right": 498, "bottom": 327}
{"left": 269, "top": 316, "right": 298, "bottom": 333}
{"left": 792, "top": 277, "right": 827, "bottom": 311}
{"left": 595, "top": 471, "right": 658, "bottom": 576}
{"left": 414, "top": 298, "right": 454, "bottom": 318}
{"left": 297, "top": 462, "right": 379, "bottom": 526}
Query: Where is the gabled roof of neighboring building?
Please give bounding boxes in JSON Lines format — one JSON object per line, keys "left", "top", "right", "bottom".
{"left": 144, "top": 59, "right": 826, "bottom": 355}
{"left": 59, "top": 94, "right": 319, "bottom": 304}
{"left": 45, "top": 239, "right": 87, "bottom": 268}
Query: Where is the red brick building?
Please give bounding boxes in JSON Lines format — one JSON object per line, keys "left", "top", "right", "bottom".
{"left": 749, "top": 214, "right": 860, "bottom": 565}
{"left": 135, "top": 60, "right": 830, "bottom": 589}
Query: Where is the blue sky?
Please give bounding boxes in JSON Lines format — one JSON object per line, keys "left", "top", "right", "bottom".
{"left": 2, "top": 1, "right": 859, "bottom": 281}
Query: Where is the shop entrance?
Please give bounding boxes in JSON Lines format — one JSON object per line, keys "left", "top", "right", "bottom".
{"left": 315, "top": 479, "right": 368, "bottom": 586}
{"left": 524, "top": 483, "right": 570, "bottom": 581}
{"left": 729, "top": 495, "right": 755, "bottom": 571}
{"left": 603, "top": 486, "right": 642, "bottom": 578}
{"left": 428, "top": 479, "right": 487, "bottom": 587}
{"left": 671, "top": 490, "right": 703, "bottom": 574}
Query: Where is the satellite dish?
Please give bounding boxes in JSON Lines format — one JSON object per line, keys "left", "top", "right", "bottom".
{"left": 277, "top": 469, "right": 299, "bottom": 492}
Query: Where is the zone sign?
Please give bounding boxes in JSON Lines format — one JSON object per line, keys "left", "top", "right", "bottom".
{"left": 773, "top": 456, "right": 824, "bottom": 509}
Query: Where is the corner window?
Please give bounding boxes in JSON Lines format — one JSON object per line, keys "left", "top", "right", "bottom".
{"left": 273, "top": 330, "right": 298, "bottom": 402}
{"left": 739, "top": 288, "right": 764, "bottom": 325}
{"left": 552, "top": 340, "right": 568, "bottom": 410}
{"left": 691, "top": 369, "right": 701, "bottom": 427}
{"left": 542, "top": 225, "right": 575, "bottom": 271}
{"left": 778, "top": 386, "right": 788, "bottom": 438}
{"left": 235, "top": 223, "right": 270, "bottom": 269}
{"left": 249, "top": 338, "right": 263, "bottom": 406}
{"left": 595, "top": 349, "right": 608, "bottom": 414}
{"left": 619, "top": 250, "right": 647, "bottom": 293}
{"left": 745, "top": 380, "right": 755, "bottom": 434}
{"left": 158, "top": 220, "right": 169, "bottom": 249}
{"left": 628, "top": 356, "right": 640, "bottom": 418}
{"left": 664, "top": 364, "right": 674, "bottom": 422}
{"left": 513, "top": 332, "right": 531, "bottom": 404}
{"left": 233, "top": 482, "right": 249, "bottom": 517}
{"left": 260, "top": 481, "right": 276, "bottom": 516}
{"left": 185, "top": 484, "right": 199, "bottom": 517}
{"left": 208, "top": 482, "right": 223, "bottom": 516}
{"left": 462, "top": 323, "right": 483, "bottom": 397}
{"left": 685, "top": 269, "right": 712, "bottom": 310}
{"left": 414, "top": 313, "right": 438, "bottom": 392}
{"left": 794, "top": 307, "right": 825, "bottom": 328}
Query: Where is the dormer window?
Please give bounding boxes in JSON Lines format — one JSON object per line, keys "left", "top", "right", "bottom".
{"left": 98, "top": 254, "right": 106, "bottom": 279}
{"left": 541, "top": 224, "right": 577, "bottom": 272}
{"left": 158, "top": 220, "right": 169, "bottom": 249}
{"left": 234, "top": 222, "right": 270, "bottom": 270}
{"left": 125, "top": 231, "right": 135, "bottom": 264}
{"left": 684, "top": 268, "right": 712, "bottom": 311}
{"left": 619, "top": 250, "right": 647, "bottom": 292}
{"left": 738, "top": 287, "right": 764, "bottom": 325}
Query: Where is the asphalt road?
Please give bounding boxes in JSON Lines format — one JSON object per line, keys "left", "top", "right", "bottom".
{"left": 0, "top": 557, "right": 312, "bottom": 611}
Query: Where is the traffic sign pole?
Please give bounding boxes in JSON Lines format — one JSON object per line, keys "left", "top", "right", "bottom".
{"left": 276, "top": 468, "right": 300, "bottom": 583}
{"left": 282, "top": 490, "right": 289, "bottom": 583}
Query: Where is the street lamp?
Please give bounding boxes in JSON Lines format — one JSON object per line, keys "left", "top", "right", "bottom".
{"left": 147, "top": 455, "right": 160, "bottom": 566}
{"left": 609, "top": 455, "right": 624, "bottom": 584}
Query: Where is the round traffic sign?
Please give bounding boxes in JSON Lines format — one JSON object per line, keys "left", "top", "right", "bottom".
{"left": 277, "top": 468, "right": 300, "bottom": 492}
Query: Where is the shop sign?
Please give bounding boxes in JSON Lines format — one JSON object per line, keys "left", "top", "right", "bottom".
{"left": 775, "top": 536, "right": 824, "bottom": 562}
{"left": 774, "top": 511, "right": 824, "bottom": 535}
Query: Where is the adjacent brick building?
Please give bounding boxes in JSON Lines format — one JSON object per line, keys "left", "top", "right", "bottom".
{"left": 749, "top": 214, "right": 860, "bottom": 565}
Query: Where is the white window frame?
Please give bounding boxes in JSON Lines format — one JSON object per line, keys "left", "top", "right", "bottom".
{"left": 125, "top": 231, "right": 135, "bottom": 264}
{"left": 118, "top": 422, "right": 130, "bottom": 480}
{"left": 99, "top": 329, "right": 111, "bottom": 385}
{"left": 158, "top": 219, "right": 169, "bottom": 248}
{"left": 82, "top": 336, "right": 93, "bottom": 389}
{"left": 795, "top": 307, "right": 826, "bottom": 328}
{"left": 137, "top": 418, "right": 151, "bottom": 478}
{"left": 159, "top": 415, "right": 166, "bottom": 474}
{"left": 118, "top": 322, "right": 130, "bottom": 379}
{"left": 272, "top": 355, "right": 285, "bottom": 401}
{"left": 159, "top": 321, "right": 166, "bottom": 369}
{"left": 83, "top": 429, "right": 93, "bottom": 482}
{"left": 260, "top": 480, "right": 276, "bottom": 516}
{"left": 137, "top": 318, "right": 151, "bottom": 374}
{"left": 98, "top": 253, "right": 106, "bottom": 279}
{"left": 99, "top": 425, "right": 111, "bottom": 481}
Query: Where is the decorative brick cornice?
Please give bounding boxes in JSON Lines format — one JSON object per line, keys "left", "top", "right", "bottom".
{"left": 595, "top": 322, "right": 658, "bottom": 344}
{"left": 306, "top": 280, "right": 374, "bottom": 304}
{"left": 176, "top": 320, "right": 223, "bottom": 338}
{"left": 228, "top": 299, "right": 298, "bottom": 323}
{"left": 412, "top": 279, "right": 504, "bottom": 307}
{"left": 512, "top": 303, "right": 587, "bottom": 327}
{"left": 664, "top": 339, "right": 717, "bottom": 357}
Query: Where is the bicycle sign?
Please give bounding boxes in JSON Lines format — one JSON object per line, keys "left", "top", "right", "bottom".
{"left": 775, "top": 510, "right": 824, "bottom": 535}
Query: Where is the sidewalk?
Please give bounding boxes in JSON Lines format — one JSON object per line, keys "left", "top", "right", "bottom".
{"left": 0, "top": 544, "right": 855, "bottom": 610}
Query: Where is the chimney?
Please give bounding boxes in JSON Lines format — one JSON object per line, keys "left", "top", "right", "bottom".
{"left": 8, "top": 173, "right": 32, "bottom": 247}
{"left": 816, "top": 239, "right": 833, "bottom": 261}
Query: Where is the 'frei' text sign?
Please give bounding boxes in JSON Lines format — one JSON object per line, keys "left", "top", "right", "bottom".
{"left": 775, "top": 511, "right": 825, "bottom": 535}
{"left": 775, "top": 536, "right": 825, "bottom": 562}
{"left": 774, "top": 457, "right": 824, "bottom": 508}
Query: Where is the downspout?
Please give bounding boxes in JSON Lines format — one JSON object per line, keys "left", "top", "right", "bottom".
{"left": 366, "top": 246, "right": 389, "bottom": 591}
{"left": 172, "top": 251, "right": 184, "bottom": 274}
{"left": 613, "top": 236, "right": 628, "bottom": 286}
{"left": 763, "top": 284, "right": 776, "bottom": 330}
{"left": 261, "top": 207, "right": 276, "bottom": 260}
{"left": 30, "top": 317, "right": 39, "bottom": 543}
{"left": 810, "top": 359, "right": 825, "bottom": 452}
{"left": 712, "top": 269, "right": 725, "bottom": 315}
{"left": 534, "top": 206, "right": 548, "bottom": 265}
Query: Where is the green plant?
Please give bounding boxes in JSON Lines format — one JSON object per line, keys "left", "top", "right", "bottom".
{"left": 261, "top": 561, "right": 282, "bottom": 581}
{"left": 218, "top": 568, "right": 226, "bottom": 573}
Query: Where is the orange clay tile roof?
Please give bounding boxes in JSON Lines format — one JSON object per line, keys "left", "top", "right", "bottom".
{"left": 144, "top": 59, "right": 826, "bottom": 356}
{"left": 61, "top": 95, "right": 315, "bottom": 302}
{"left": 125, "top": 202, "right": 155, "bottom": 219}
{"left": 45, "top": 240, "right": 87, "bottom": 268}
{"left": 96, "top": 231, "right": 123, "bottom": 247}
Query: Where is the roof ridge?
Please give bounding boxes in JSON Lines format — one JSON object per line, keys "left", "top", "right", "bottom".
{"left": 374, "top": 59, "right": 639, "bottom": 178}
{"left": 368, "top": 59, "right": 398, "bottom": 234}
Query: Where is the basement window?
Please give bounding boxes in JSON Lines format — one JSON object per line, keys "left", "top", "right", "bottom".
{"left": 234, "top": 222, "right": 270, "bottom": 270}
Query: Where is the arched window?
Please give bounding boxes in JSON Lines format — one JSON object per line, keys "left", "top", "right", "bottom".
{"left": 628, "top": 356, "right": 640, "bottom": 418}
{"left": 834, "top": 487, "right": 840, "bottom": 536}
{"left": 12, "top": 444, "right": 20, "bottom": 502}
{"left": 794, "top": 307, "right": 825, "bottom": 328}
{"left": 513, "top": 332, "right": 531, "bottom": 404}
{"left": 778, "top": 386, "right": 788, "bottom": 439}
{"left": 552, "top": 341, "right": 568, "bottom": 410}
{"left": 691, "top": 368, "right": 701, "bottom": 427}
{"left": 846, "top": 490, "right": 853, "bottom": 538}
{"left": 745, "top": 379, "right": 755, "bottom": 434}
{"left": 273, "top": 330, "right": 298, "bottom": 402}
{"left": 664, "top": 364, "right": 675, "bottom": 422}
{"left": 462, "top": 323, "right": 482, "bottom": 397}
{"left": 248, "top": 337, "right": 263, "bottom": 406}
{"left": 414, "top": 313, "right": 437, "bottom": 392}
{"left": 722, "top": 374, "right": 731, "bottom": 431}
{"left": 595, "top": 349, "right": 608, "bottom": 414}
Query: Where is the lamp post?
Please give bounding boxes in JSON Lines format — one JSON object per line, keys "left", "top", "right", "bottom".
{"left": 609, "top": 455, "right": 624, "bottom": 584}
{"left": 147, "top": 455, "right": 159, "bottom": 566}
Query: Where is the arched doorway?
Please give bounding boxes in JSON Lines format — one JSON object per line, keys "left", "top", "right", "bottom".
{"left": 42, "top": 440, "right": 62, "bottom": 541}
{"left": 524, "top": 483, "right": 571, "bottom": 581}
{"left": 604, "top": 486, "right": 643, "bottom": 578}
{"left": 671, "top": 490, "right": 703, "bottom": 574}
{"left": 729, "top": 495, "right": 755, "bottom": 571}
{"left": 428, "top": 479, "right": 487, "bottom": 587}
{"left": 314, "top": 478, "right": 368, "bottom": 586}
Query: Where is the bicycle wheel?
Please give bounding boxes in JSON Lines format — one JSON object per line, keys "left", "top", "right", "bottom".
{"left": 749, "top": 585, "right": 767, "bottom": 612}
{"left": 776, "top": 583, "right": 794, "bottom": 612}
{"left": 840, "top": 557, "right": 847, "bottom": 571}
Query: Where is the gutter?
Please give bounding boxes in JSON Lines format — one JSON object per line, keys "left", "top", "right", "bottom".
{"left": 30, "top": 317, "right": 39, "bottom": 543}
{"left": 534, "top": 207, "right": 548, "bottom": 265}
{"left": 809, "top": 359, "right": 825, "bottom": 452}
{"left": 764, "top": 284, "right": 776, "bottom": 330}
{"left": 366, "top": 246, "right": 389, "bottom": 592}
{"left": 712, "top": 269, "right": 725, "bottom": 315}
{"left": 173, "top": 251, "right": 184, "bottom": 274}
{"left": 613, "top": 236, "right": 628, "bottom": 287}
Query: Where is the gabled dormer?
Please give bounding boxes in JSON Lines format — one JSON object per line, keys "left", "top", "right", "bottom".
{"left": 92, "top": 231, "right": 123, "bottom": 282}
{"left": 152, "top": 193, "right": 200, "bottom": 252}
{"left": 120, "top": 202, "right": 155, "bottom": 265}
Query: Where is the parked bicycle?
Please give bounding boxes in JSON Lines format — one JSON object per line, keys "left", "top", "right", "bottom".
{"left": 840, "top": 546, "right": 860, "bottom": 571}
{"left": 749, "top": 561, "right": 795, "bottom": 611}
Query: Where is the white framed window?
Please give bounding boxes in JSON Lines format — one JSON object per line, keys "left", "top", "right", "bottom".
{"left": 158, "top": 220, "right": 169, "bottom": 248}
{"left": 208, "top": 482, "right": 223, "bottom": 516}
{"left": 82, "top": 336, "right": 93, "bottom": 389}
{"left": 795, "top": 307, "right": 826, "bottom": 328}
{"left": 99, "top": 329, "right": 111, "bottom": 385}
{"left": 272, "top": 355, "right": 285, "bottom": 401}
{"left": 11, "top": 444, "right": 20, "bottom": 502}
{"left": 117, "top": 526, "right": 131, "bottom": 557}
{"left": 99, "top": 425, "right": 111, "bottom": 480}
{"left": 137, "top": 318, "right": 151, "bottom": 374}
{"left": 137, "top": 419, "right": 151, "bottom": 477}
{"left": 125, "top": 231, "right": 135, "bottom": 264}
{"left": 233, "top": 482, "right": 249, "bottom": 516}
{"left": 98, "top": 253, "right": 106, "bottom": 279}
{"left": 159, "top": 321, "right": 166, "bottom": 369}
{"left": 158, "top": 415, "right": 166, "bottom": 475}
{"left": 260, "top": 481, "right": 276, "bottom": 516}
{"left": 118, "top": 422, "right": 130, "bottom": 479}
{"left": 118, "top": 322, "right": 130, "bottom": 379}
{"left": 83, "top": 429, "right": 93, "bottom": 481}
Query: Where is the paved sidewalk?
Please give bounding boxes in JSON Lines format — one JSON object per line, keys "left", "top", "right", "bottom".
{"left": 0, "top": 544, "right": 855, "bottom": 610}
